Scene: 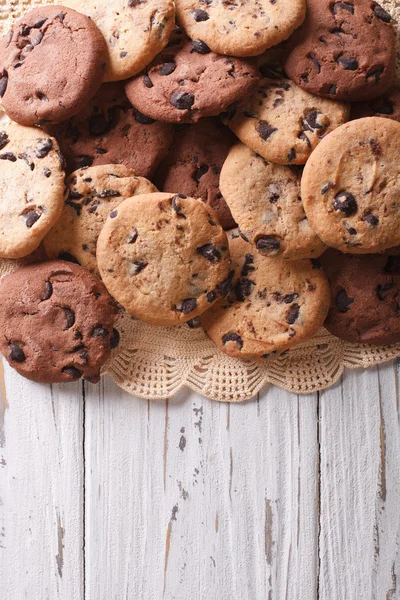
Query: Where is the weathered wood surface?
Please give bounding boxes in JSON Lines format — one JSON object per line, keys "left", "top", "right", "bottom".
{"left": 1, "top": 359, "right": 399, "bottom": 599}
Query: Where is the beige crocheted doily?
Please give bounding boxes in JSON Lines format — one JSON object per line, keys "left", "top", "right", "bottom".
{"left": 2, "top": 0, "right": 400, "bottom": 401}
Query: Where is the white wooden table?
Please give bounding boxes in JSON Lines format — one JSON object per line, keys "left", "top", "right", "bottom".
{"left": 0, "top": 358, "right": 399, "bottom": 600}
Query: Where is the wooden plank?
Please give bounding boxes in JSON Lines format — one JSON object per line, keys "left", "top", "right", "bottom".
{"left": 0, "top": 359, "right": 84, "bottom": 599}
{"left": 84, "top": 377, "right": 319, "bottom": 599}
{"left": 319, "top": 363, "right": 400, "bottom": 599}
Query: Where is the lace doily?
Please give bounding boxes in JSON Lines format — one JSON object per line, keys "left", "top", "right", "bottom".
{"left": 2, "top": 0, "right": 400, "bottom": 401}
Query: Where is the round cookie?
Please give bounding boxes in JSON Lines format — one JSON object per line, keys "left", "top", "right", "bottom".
{"left": 0, "top": 121, "right": 65, "bottom": 259}
{"left": 200, "top": 233, "right": 330, "bottom": 359}
{"left": 0, "top": 6, "right": 107, "bottom": 126}
{"left": 226, "top": 78, "right": 350, "bottom": 165}
{"left": 44, "top": 165, "right": 157, "bottom": 275}
{"left": 97, "top": 192, "right": 231, "bottom": 326}
{"left": 351, "top": 87, "right": 400, "bottom": 122}
{"left": 64, "top": 0, "right": 175, "bottom": 82}
{"left": 322, "top": 248, "right": 400, "bottom": 345}
{"left": 50, "top": 82, "right": 174, "bottom": 177}
{"left": 154, "top": 119, "right": 236, "bottom": 230}
{"left": 124, "top": 37, "right": 259, "bottom": 123}
{"left": 283, "top": 0, "right": 396, "bottom": 102}
{"left": 219, "top": 143, "right": 325, "bottom": 260}
{"left": 301, "top": 117, "right": 400, "bottom": 254}
{"left": 0, "top": 260, "right": 119, "bottom": 383}
{"left": 174, "top": 0, "right": 306, "bottom": 57}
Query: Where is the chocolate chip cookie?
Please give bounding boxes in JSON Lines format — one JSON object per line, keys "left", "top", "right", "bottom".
{"left": 64, "top": 0, "right": 175, "bottom": 82}
{"left": 124, "top": 36, "right": 259, "bottom": 123}
{"left": 175, "top": 0, "right": 306, "bottom": 57}
{"left": 220, "top": 143, "right": 325, "bottom": 259}
{"left": 0, "top": 6, "right": 107, "bottom": 126}
{"left": 51, "top": 82, "right": 174, "bottom": 177}
{"left": 200, "top": 233, "right": 330, "bottom": 359}
{"left": 0, "top": 260, "right": 119, "bottom": 383}
{"left": 301, "top": 117, "right": 400, "bottom": 254}
{"left": 226, "top": 78, "right": 350, "bottom": 164}
{"left": 322, "top": 248, "right": 400, "bottom": 345}
{"left": 155, "top": 119, "right": 236, "bottom": 230}
{"left": 44, "top": 164, "right": 157, "bottom": 275}
{"left": 283, "top": 0, "right": 396, "bottom": 102}
{"left": 351, "top": 87, "right": 400, "bottom": 122}
{"left": 97, "top": 192, "right": 231, "bottom": 326}
{"left": 0, "top": 121, "right": 65, "bottom": 259}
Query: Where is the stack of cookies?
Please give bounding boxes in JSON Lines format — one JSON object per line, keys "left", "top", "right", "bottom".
{"left": 0, "top": 0, "right": 399, "bottom": 384}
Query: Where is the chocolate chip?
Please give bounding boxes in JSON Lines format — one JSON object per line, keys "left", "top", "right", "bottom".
{"left": 0, "top": 131, "right": 9, "bottom": 150}
{"left": 369, "top": 138, "right": 382, "bottom": 156}
{"left": 366, "top": 66, "right": 384, "bottom": 83}
{"left": 194, "top": 165, "right": 209, "bottom": 182}
{"left": 235, "top": 277, "right": 255, "bottom": 301}
{"left": 0, "top": 152, "right": 16, "bottom": 162}
{"left": 241, "top": 254, "right": 255, "bottom": 277}
{"left": 256, "top": 235, "right": 280, "bottom": 255}
{"left": 92, "top": 326, "right": 109, "bottom": 338}
{"left": 385, "top": 255, "right": 400, "bottom": 274}
{"left": 59, "top": 251, "right": 80, "bottom": 264}
{"left": 191, "top": 39, "right": 211, "bottom": 54}
{"left": 42, "top": 281, "right": 53, "bottom": 301}
{"left": 206, "top": 290, "right": 217, "bottom": 303}
{"left": 57, "top": 151, "right": 67, "bottom": 171}
{"left": 79, "top": 349, "right": 88, "bottom": 364}
{"left": 170, "top": 90, "right": 195, "bottom": 110}
{"left": 0, "top": 74, "right": 8, "bottom": 97}
{"left": 109, "top": 328, "right": 120, "bottom": 349}
{"left": 172, "top": 194, "right": 187, "bottom": 218}
{"left": 110, "top": 210, "right": 118, "bottom": 219}
{"left": 9, "top": 343, "right": 25, "bottom": 362}
{"left": 284, "top": 293, "right": 299, "bottom": 304}
{"left": 197, "top": 244, "right": 221, "bottom": 263}
{"left": 370, "top": 97, "right": 393, "bottom": 115}
{"left": 133, "top": 108, "right": 154, "bottom": 124}
{"left": 177, "top": 298, "right": 197, "bottom": 314}
{"left": 88, "top": 114, "right": 110, "bottom": 136}
{"left": 363, "top": 213, "right": 379, "bottom": 226}
{"left": 222, "top": 332, "right": 243, "bottom": 349}
{"left": 337, "top": 56, "right": 358, "bottom": 71}
{"left": 131, "top": 260, "right": 148, "bottom": 275}
{"left": 307, "top": 54, "right": 321, "bottom": 73}
{"left": 332, "top": 2, "right": 354, "bottom": 14}
{"left": 216, "top": 274, "right": 233, "bottom": 297}
{"left": 257, "top": 121, "right": 277, "bottom": 140}
{"left": 287, "top": 148, "right": 296, "bottom": 162}
{"left": 160, "top": 61, "right": 176, "bottom": 75}
{"left": 377, "top": 282, "right": 394, "bottom": 301}
{"left": 192, "top": 8, "right": 209, "bottom": 21}
{"left": 335, "top": 289, "right": 354, "bottom": 312}
{"left": 328, "top": 84, "right": 337, "bottom": 95}
{"left": 18, "top": 152, "right": 34, "bottom": 170}
{"left": 33, "top": 17, "right": 47, "bottom": 28}
{"left": 321, "top": 182, "right": 334, "bottom": 194}
{"left": 373, "top": 4, "right": 391, "bottom": 22}
{"left": 333, "top": 192, "right": 357, "bottom": 216}
{"left": 62, "top": 366, "right": 82, "bottom": 379}
{"left": 305, "top": 110, "right": 323, "bottom": 129}
{"left": 186, "top": 317, "right": 201, "bottom": 328}
{"left": 120, "top": 51, "right": 127, "bottom": 58}
{"left": 346, "top": 227, "right": 357, "bottom": 235}
{"left": 34, "top": 138, "right": 52, "bottom": 158}
{"left": 127, "top": 229, "right": 138, "bottom": 243}
{"left": 299, "top": 132, "right": 311, "bottom": 147}
{"left": 238, "top": 227, "right": 249, "bottom": 242}
{"left": 286, "top": 304, "right": 300, "bottom": 324}
{"left": 62, "top": 308, "right": 75, "bottom": 330}
{"left": 24, "top": 210, "right": 41, "bottom": 228}
{"left": 43, "top": 168, "right": 51, "bottom": 177}
{"left": 143, "top": 75, "right": 153, "bottom": 88}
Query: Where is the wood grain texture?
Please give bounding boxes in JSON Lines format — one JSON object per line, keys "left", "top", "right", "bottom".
{"left": 1, "top": 359, "right": 400, "bottom": 599}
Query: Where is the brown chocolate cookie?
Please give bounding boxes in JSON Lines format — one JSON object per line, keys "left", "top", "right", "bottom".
{"left": 0, "top": 6, "right": 107, "bottom": 126}
{"left": 0, "top": 260, "right": 120, "bottom": 383}
{"left": 50, "top": 82, "right": 174, "bottom": 177}
{"left": 124, "top": 36, "right": 259, "bottom": 123}
{"left": 322, "top": 248, "right": 400, "bottom": 345}
{"left": 283, "top": 0, "right": 396, "bottom": 102}
{"left": 155, "top": 119, "right": 236, "bottom": 230}
{"left": 351, "top": 87, "right": 400, "bottom": 122}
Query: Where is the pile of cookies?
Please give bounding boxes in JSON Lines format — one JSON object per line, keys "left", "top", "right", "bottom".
{"left": 0, "top": 0, "right": 399, "bottom": 384}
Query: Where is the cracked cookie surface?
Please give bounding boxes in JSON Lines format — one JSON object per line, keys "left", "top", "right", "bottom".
{"left": 44, "top": 164, "right": 157, "bottom": 275}
{"left": 301, "top": 117, "right": 400, "bottom": 254}
{"left": 226, "top": 77, "right": 349, "bottom": 164}
{"left": 0, "top": 260, "right": 119, "bottom": 383}
{"left": 220, "top": 143, "right": 325, "bottom": 259}
{"left": 97, "top": 192, "right": 231, "bottom": 326}
{"left": 200, "top": 233, "right": 330, "bottom": 359}
{"left": 0, "top": 5, "right": 107, "bottom": 126}
{"left": 0, "top": 121, "right": 65, "bottom": 259}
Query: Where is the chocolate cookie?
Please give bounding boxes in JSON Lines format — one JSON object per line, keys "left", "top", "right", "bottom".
{"left": 51, "top": 82, "right": 174, "bottom": 177}
{"left": 0, "top": 260, "right": 119, "bottom": 383}
{"left": 226, "top": 77, "right": 350, "bottom": 165}
{"left": 0, "top": 6, "right": 107, "bottom": 126}
{"left": 44, "top": 164, "right": 157, "bottom": 275}
{"left": 64, "top": 0, "right": 175, "bottom": 82}
{"left": 351, "top": 87, "right": 400, "bottom": 122}
{"left": 283, "top": 0, "right": 396, "bottom": 102}
{"left": 175, "top": 0, "right": 306, "bottom": 57}
{"left": 301, "top": 117, "right": 400, "bottom": 254}
{"left": 322, "top": 248, "right": 400, "bottom": 345}
{"left": 124, "top": 36, "right": 259, "bottom": 123}
{"left": 0, "top": 121, "right": 65, "bottom": 259}
{"left": 200, "top": 232, "right": 330, "bottom": 359}
{"left": 97, "top": 192, "right": 231, "bottom": 326}
{"left": 220, "top": 143, "right": 325, "bottom": 259}
{"left": 154, "top": 119, "right": 236, "bottom": 230}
